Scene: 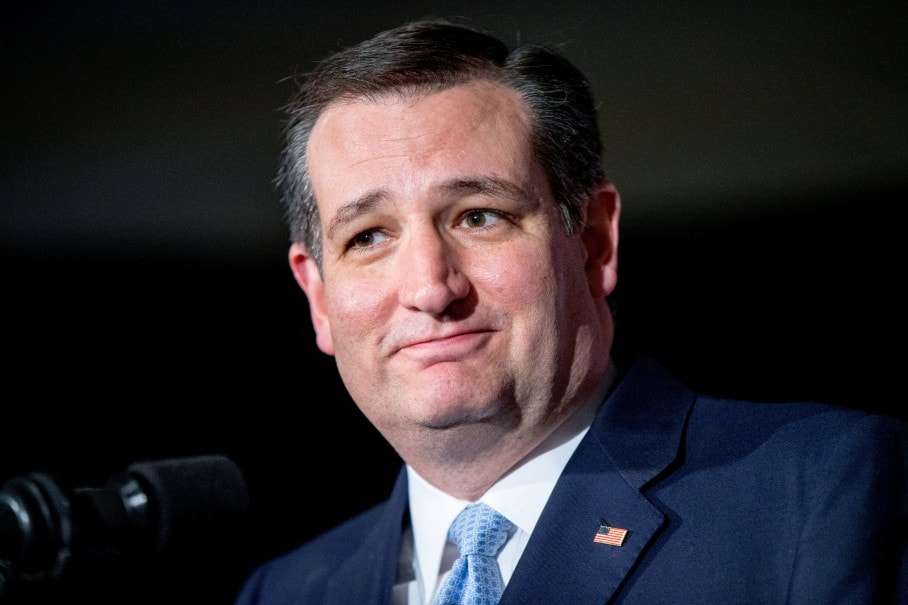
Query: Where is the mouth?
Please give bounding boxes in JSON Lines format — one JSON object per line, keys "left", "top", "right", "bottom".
{"left": 394, "top": 329, "right": 496, "bottom": 365}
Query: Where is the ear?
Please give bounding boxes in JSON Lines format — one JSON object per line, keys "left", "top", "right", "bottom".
{"left": 288, "top": 243, "right": 335, "bottom": 355}
{"left": 581, "top": 182, "right": 621, "bottom": 298}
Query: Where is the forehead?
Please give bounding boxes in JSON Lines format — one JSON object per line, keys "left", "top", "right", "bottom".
{"left": 305, "top": 81, "right": 537, "bottom": 209}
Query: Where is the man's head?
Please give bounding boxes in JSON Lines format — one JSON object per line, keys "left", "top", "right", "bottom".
{"left": 282, "top": 21, "right": 620, "bottom": 497}
{"left": 278, "top": 20, "right": 606, "bottom": 267}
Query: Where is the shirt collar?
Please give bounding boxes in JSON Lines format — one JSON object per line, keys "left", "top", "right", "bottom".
{"left": 406, "top": 363, "right": 615, "bottom": 600}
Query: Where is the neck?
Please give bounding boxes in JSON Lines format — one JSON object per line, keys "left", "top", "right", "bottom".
{"left": 409, "top": 425, "right": 547, "bottom": 501}
{"left": 402, "top": 362, "right": 614, "bottom": 501}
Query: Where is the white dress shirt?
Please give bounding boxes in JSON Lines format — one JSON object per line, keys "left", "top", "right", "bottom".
{"left": 392, "top": 365, "right": 615, "bottom": 605}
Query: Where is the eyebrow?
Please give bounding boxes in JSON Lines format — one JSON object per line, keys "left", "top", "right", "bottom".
{"left": 325, "top": 189, "right": 388, "bottom": 241}
{"left": 323, "top": 176, "right": 530, "bottom": 241}
{"left": 440, "top": 176, "right": 529, "bottom": 202}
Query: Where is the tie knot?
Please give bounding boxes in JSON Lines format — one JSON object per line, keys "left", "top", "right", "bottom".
{"left": 448, "top": 503, "right": 515, "bottom": 557}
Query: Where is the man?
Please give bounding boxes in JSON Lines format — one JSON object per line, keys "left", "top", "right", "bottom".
{"left": 237, "top": 21, "right": 906, "bottom": 604}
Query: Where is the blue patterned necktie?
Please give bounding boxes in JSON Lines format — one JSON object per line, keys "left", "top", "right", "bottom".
{"left": 432, "top": 503, "right": 516, "bottom": 605}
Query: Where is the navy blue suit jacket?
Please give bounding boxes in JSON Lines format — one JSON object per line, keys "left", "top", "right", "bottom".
{"left": 237, "top": 360, "right": 907, "bottom": 604}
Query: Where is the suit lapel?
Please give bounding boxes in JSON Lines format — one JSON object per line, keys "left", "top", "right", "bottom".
{"left": 323, "top": 468, "right": 408, "bottom": 605}
{"left": 501, "top": 359, "right": 694, "bottom": 605}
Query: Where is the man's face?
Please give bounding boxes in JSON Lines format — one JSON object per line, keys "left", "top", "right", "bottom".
{"left": 291, "top": 81, "right": 619, "bottom": 461}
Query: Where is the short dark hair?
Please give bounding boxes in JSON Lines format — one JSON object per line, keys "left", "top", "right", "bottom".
{"left": 278, "top": 20, "right": 605, "bottom": 265}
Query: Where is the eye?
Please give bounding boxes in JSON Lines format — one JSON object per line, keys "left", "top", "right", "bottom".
{"left": 458, "top": 209, "right": 503, "bottom": 229}
{"left": 348, "top": 229, "right": 389, "bottom": 250}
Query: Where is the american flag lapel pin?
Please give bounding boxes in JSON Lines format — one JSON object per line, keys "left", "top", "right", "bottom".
{"left": 593, "top": 522, "right": 629, "bottom": 547}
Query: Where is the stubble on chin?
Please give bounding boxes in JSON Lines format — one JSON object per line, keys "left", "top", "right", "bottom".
{"left": 398, "top": 399, "right": 524, "bottom": 464}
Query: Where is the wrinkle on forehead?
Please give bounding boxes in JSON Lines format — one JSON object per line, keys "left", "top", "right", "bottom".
{"left": 309, "top": 80, "right": 533, "bottom": 170}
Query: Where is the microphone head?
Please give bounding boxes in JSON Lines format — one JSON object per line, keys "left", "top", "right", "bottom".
{"left": 0, "top": 473, "right": 71, "bottom": 577}
{"left": 126, "top": 455, "right": 248, "bottom": 553}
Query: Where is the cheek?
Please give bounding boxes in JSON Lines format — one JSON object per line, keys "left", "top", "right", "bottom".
{"left": 325, "top": 275, "right": 395, "bottom": 346}
{"left": 470, "top": 243, "right": 559, "bottom": 319}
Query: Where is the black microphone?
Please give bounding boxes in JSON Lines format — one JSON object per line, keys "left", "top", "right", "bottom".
{"left": 0, "top": 455, "right": 248, "bottom": 592}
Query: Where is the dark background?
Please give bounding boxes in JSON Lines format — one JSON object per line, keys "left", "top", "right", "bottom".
{"left": 3, "top": 2, "right": 906, "bottom": 603}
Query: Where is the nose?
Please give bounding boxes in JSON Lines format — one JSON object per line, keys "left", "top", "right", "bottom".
{"left": 397, "top": 226, "right": 470, "bottom": 315}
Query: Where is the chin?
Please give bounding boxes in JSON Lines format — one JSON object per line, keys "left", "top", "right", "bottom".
{"left": 407, "top": 382, "right": 508, "bottom": 431}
